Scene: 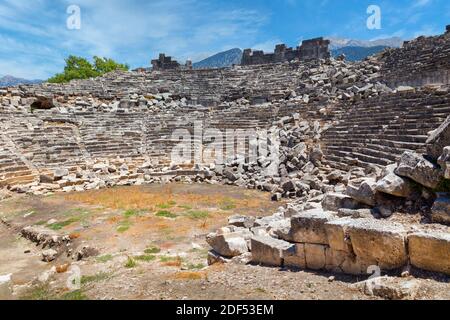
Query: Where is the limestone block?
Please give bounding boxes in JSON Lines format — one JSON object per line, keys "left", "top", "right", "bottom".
{"left": 324, "top": 218, "right": 353, "bottom": 253}
{"left": 395, "top": 151, "right": 443, "bottom": 189}
{"left": 305, "top": 243, "right": 327, "bottom": 270}
{"left": 431, "top": 194, "right": 450, "bottom": 225}
{"left": 251, "top": 235, "right": 295, "bottom": 267}
{"left": 347, "top": 219, "right": 408, "bottom": 269}
{"left": 408, "top": 231, "right": 450, "bottom": 275}
{"left": 289, "top": 209, "right": 334, "bottom": 244}
{"left": 325, "top": 248, "right": 376, "bottom": 275}
{"left": 426, "top": 115, "right": 450, "bottom": 161}
{"left": 284, "top": 244, "right": 306, "bottom": 269}
{"left": 322, "top": 193, "right": 360, "bottom": 212}
{"left": 375, "top": 173, "right": 415, "bottom": 198}
{"left": 206, "top": 231, "right": 251, "bottom": 258}
{"left": 346, "top": 179, "right": 376, "bottom": 206}
{"left": 437, "top": 146, "right": 450, "bottom": 179}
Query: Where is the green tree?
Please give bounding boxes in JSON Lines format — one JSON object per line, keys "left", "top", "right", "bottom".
{"left": 48, "top": 55, "right": 129, "bottom": 83}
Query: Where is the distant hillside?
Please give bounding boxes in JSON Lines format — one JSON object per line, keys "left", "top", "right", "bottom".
{"left": 193, "top": 48, "right": 242, "bottom": 69}
{"left": 331, "top": 45, "right": 389, "bottom": 62}
{"left": 0, "top": 75, "right": 42, "bottom": 87}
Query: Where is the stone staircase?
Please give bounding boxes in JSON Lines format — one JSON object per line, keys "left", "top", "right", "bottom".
{"left": 322, "top": 89, "right": 450, "bottom": 170}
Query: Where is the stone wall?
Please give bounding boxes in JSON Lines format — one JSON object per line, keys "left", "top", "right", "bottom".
{"left": 241, "top": 38, "right": 330, "bottom": 66}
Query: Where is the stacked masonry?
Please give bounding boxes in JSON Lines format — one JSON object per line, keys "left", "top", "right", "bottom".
{"left": 207, "top": 210, "right": 450, "bottom": 276}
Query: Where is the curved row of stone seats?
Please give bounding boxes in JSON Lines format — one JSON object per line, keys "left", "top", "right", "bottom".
{"left": 0, "top": 132, "right": 36, "bottom": 187}
{"left": 322, "top": 88, "right": 450, "bottom": 170}
{"left": 1, "top": 112, "right": 86, "bottom": 171}
{"left": 380, "top": 29, "right": 450, "bottom": 87}
{"left": 18, "top": 61, "right": 310, "bottom": 107}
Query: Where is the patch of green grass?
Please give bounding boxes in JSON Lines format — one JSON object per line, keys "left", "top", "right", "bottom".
{"left": 35, "top": 220, "right": 47, "bottom": 226}
{"left": 47, "top": 217, "right": 79, "bottom": 231}
{"left": 61, "top": 290, "right": 88, "bottom": 300}
{"left": 123, "top": 209, "right": 145, "bottom": 218}
{"left": 135, "top": 254, "right": 157, "bottom": 262}
{"left": 186, "top": 263, "right": 206, "bottom": 270}
{"left": 220, "top": 198, "right": 236, "bottom": 211}
{"left": 178, "top": 205, "right": 192, "bottom": 210}
{"left": 125, "top": 257, "right": 137, "bottom": 268}
{"left": 80, "top": 272, "right": 110, "bottom": 285}
{"left": 144, "top": 246, "right": 161, "bottom": 254}
{"left": 185, "top": 210, "right": 210, "bottom": 220}
{"left": 159, "top": 255, "right": 183, "bottom": 263}
{"left": 20, "top": 284, "right": 54, "bottom": 300}
{"left": 96, "top": 254, "right": 113, "bottom": 263}
{"left": 156, "top": 210, "right": 177, "bottom": 219}
{"left": 117, "top": 220, "right": 132, "bottom": 233}
{"left": 189, "top": 248, "right": 209, "bottom": 259}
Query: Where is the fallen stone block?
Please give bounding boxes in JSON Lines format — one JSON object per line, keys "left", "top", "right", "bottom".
{"left": 346, "top": 179, "right": 376, "bottom": 206}
{"left": 251, "top": 235, "right": 295, "bottom": 267}
{"left": 322, "top": 193, "right": 360, "bottom": 212}
{"left": 207, "top": 250, "right": 229, "bottom": 265}
{"left": 395, "top": 151, "right": 443, "bottom": 189}
{"left": 228, "top": 215, "right": 255, "bottom": 228}
{"left": 42, "top": 249, "right": 58, "bottom": 262}
{"left": 347, "top": 219, "right": 408, "bottom": 270}
{"left": 354, "top": 277, "right": 421, "bottom": 300}
{"left": 288, "top": 209, "right": 334, "bottom": 245}
{"left": 437, "top": 146, "right": 450, "bottom": 179}
{"left": 375, "top": 173, "right": 416, "bottom": 198}
{"left": 431, "top": 193, "right": 450, "bottom": 225}
{"left": 426, "top": 115, "right": 450, "bottom": 161}
{"left": 408, "top": 231, "right": 450, "bottom": 275}
{"left": 206, "top": 231, "right": 251, "bottom": 258}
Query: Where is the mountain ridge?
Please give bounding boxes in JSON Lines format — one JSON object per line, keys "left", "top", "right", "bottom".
{"left": 0, "top": 75, "right": 43, "bottom": 88}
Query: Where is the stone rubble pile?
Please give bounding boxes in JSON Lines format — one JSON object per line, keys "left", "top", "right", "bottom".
{"left": 206, "top": 116, "right": 450, "bottom": 276}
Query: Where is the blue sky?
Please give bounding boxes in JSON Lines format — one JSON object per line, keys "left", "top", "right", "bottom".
{"left": 0, "top": 0, "right": 448, "bottom": 79}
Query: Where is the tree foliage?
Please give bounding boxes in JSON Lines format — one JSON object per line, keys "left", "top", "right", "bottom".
{"left": 48, "top": 55, "right": 129, "bottom": 83}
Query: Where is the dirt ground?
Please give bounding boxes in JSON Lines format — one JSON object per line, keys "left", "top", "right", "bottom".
{"left": 0, "top": 184, "right": 449, "bottom": 300}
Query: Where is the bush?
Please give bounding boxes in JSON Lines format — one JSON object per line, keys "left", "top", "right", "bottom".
{"left": 48, "top": 55, "right": 129, "bottom": 83}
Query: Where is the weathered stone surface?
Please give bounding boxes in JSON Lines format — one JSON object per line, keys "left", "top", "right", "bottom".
{"left": 437, "top": 146, "right": 450, "bottom": 179}
{"left": 228, "top": 215, "right": 256, "bottom": 228}
{"left": 375, "top": 173, "right": 416, "bottom": 198}
{"left": 206, "top": 231, "right": 251, "bottom": 258}
{"left": 284, "top": 244, "right": 306, "bottom": 269}
{"left": 431, "top": 193, "right": 450, "bottom": 225}
{"left": 305, "top": 243, "right": 327, "bottom": 270}
{"left": 347, "top": 219, "right": 408, "bottom": 269}
{"left": 325, "top": 248, "right": 375, "bottom": 275}
{"left": 354, "top": 277, "right": 420, "bottom": 300}
{"left": 288, "top": 209, "right": 334, "bottom": 244}
{"left": 42, "top": 249, "right": 58, "bottom": 262}
{"left": 395, "top": 151, "right": 443, "bottom": 189}
{"left": 207, "top": 250, "right": 229, "bottom": 265}
{"left": 408, "top": 231, "right": 450, "bottom": 275}
{"left": 324, "top": 218, "right": 353, "bottom": 253}
{"left": 426, "top": 115, "right": 450, "bottom": 161}
{"left": 346, "top": 179, "right": 376, "bottom": 206}
{"left": 250, "top": 235, "right": 295, "bottom": 267}
{"left": 322, "top": 193, "right": 360, "bottom": 212}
